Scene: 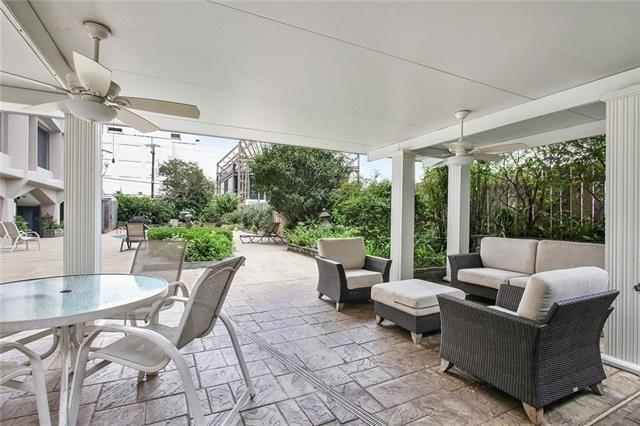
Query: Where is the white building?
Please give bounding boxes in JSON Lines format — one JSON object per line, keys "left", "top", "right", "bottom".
{"left": 0, "top": 113, "right": 64, "bottom": 231}
{"left": 101, "top": 125, "right": 226, "bottom": 196}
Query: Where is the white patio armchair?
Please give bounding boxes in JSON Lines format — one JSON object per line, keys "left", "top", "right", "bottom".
{"left": 1, "top": 220, "right": 40, "bottom": 251}
{"left": 0, "top": 341, "right": 52, "bottom": 426}
{"left": 110, "top": 240, "right": 189, "bottom": 325}
{"left": 68, "top": 257, "right": 254, "bottom": 426}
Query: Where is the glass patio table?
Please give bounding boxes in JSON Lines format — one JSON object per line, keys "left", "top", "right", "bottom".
{"left": 0, "top": 274, "right": 168, "bottom": 425}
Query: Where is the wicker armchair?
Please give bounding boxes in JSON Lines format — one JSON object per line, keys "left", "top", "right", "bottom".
{"left": 437, "top": 281, "right": 618, "bottom": 425}
{"left": 316, "top": 237, "right": 391, "bottom": 312}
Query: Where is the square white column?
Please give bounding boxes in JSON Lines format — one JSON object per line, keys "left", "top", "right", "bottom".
{"left": 601, "top": 85, "right": 640, "bottom": 374}
{"left": 446, "top": 157, "right": 473, "bottom": 279}
{"left": 63, "top": 114, "right": 102, "bottom": 274}
{"left": 390, "top": 151, "right": 415, "bottom": 281}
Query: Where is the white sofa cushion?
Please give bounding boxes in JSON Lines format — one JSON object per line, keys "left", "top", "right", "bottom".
{"left": 535, "top": 240, "right": 604, "bottom": 273}
{"left": 344, "top": 269, "right": 383, "bottom": 289}
{"left": 317, "top": 237, "right": 366, "bottom": 270}
{"left": 458, "top": 268, "right": 529, "bottom": 290}
{"left": 516, "top": 267, "right": 609, "bottom": 321}
{"left": 509, "top": 276, "right": 529, "bottom": 288}
{"left": 371, "top": 279, "right": 465, "bottom": 316}
{"left": 480, "top": 237, "right": 538, "bottom": 274}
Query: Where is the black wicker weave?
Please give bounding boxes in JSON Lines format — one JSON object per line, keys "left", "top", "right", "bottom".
{"left": 437, "top": 285, "right": 618, "bottom": 425}
{"left": 316, "top": 255, "right": 391, "bottom": 311}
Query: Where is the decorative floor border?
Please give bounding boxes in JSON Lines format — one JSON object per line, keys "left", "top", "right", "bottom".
{"left": 233, "top": 320, "right": 386, "bottom": 426}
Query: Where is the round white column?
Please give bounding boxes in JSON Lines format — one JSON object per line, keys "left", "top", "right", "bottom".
{"left": 63, "top": 114, "right": 102, "bottom": 274}
{"left": 602, "top": 85, "right": 640, "bottom": 374}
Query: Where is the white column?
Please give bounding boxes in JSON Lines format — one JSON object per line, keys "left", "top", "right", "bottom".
{"left": 63, "top": 114, "right": 102, "bottom": 274}
{"left": 445, "top": 157, "right": 473, "bottom": 279}
{"left": 390, "top": 151, "right": 415, "bottom": 281}
{"left": 601, "top": 85, "right": 640, "bottom": 374}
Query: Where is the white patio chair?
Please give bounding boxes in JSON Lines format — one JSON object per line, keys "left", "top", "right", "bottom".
{"left": 68, "top": 257, "right": 254, "bottom": 426}
{"left": 110, "top": 240, "right": 189, "bottom": 325}
{"left": 0, "top": 341, "right": 52, "bottom": 426}
{"left": 2, "top": 220, "right": 40, "bottom": 251}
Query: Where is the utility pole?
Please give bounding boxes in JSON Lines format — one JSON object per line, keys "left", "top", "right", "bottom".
{"left": 145, "top": 141, "right": 160, "bottom": 197}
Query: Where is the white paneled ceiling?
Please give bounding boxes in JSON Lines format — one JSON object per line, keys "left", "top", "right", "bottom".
{"left": 3, "top": 1, "right": 640, "bottom": 154}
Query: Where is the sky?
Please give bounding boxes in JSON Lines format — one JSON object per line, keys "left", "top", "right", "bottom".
{"left": 196, "top": 135, "right": 424, "bottom": 182}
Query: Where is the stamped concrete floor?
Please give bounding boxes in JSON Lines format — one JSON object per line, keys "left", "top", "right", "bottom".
{"left": 1, "top": 233, "right": 640, "bottom": 425}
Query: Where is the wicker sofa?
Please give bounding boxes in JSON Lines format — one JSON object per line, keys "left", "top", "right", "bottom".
{"left": 316, "top": 237, "right": 392, "bottom": 312}
{"left": 449, "top": 237, "right": 604, "bottom": 300}
{"left": 437, "top": 267, "right": 618, "bottom": 425}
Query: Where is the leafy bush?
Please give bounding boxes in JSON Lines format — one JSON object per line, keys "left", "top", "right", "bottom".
{"left": 14, "top": 215, "right": 29, "bottom": 232}
{"left": 40, "top": 214, "right": 59, "bottom": 230}
{"left": 286, "top": 222, "right": 360, "bottom": 248}
{"left": 158, "top": 159, "right": 215, "bottom": 214}
{"left": 220, "top": 210, "right": 244, "bottom": 226}
{"left": 241, "top": 204, "right": 273, "bottom": 232}
{"left": 115, "top": 194, "right": 175, "bottom": 225}
{"left": 200, "top": 194, "right": 240, "bottom": 223}
{"left": 147, "top": 226, "right": 233, "bottom": 262}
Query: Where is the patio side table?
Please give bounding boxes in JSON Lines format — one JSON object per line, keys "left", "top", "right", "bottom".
{"left": 0, "top": 274, "right": 168, "bottom": 425}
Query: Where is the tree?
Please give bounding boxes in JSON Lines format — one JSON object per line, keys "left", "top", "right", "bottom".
{"left": 250, "top": 145, "right": 350, "bottom": 224}
{"left": 158, "top": 159, "right": 215, "bottom": 214}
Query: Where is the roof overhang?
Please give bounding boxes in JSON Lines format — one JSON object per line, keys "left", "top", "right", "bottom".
{"left": 1, "top": 1, "right": 639, "bottom": 156}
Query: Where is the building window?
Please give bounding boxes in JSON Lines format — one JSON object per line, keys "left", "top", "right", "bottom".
{"left": 37, "top": 127, "right": 50, "bottom": 169}
{"left": 170, "top": 133, "right": 181, "bottom": 140}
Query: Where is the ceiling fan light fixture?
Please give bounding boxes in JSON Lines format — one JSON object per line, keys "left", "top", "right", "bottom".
{"left": 65, "top": 98, "right": 117, "bottom": 123}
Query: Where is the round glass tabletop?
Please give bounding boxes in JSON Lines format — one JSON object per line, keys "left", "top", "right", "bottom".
{"left": 0, "top": 274, "right": 168, "bottom": 332}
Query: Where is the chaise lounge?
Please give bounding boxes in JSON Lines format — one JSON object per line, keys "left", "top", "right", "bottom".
{"left": 449, "top": 237, "right": 604, "bottom": 300}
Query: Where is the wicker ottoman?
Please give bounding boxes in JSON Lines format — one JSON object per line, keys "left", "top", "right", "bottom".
{"left": 371, "top": 279, "right": 465, "bottom": 344}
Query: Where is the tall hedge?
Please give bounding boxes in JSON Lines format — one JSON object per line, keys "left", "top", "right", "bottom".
{"left": 115, "top": 194, "right": 175, "bottom": 224}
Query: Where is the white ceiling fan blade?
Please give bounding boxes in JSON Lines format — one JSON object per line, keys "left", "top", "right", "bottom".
{"left": 473, "top": 152, "right": 504, "bottom": 162}
{"left": 118, "top": 96, "right": 200, "bottom": 119}
{"left": 478, "top": 142, "right": 528, "bottom": 154}
{"left": 73, "top": 51, "right": 112, "bottom": 96}
{"left": 24, "top": 100, "right": 69, "bottom": 115}
{"left": 422, "top": 157, "right": 448, "bottom": 168}
{"left": 116, "top": 107, "right": 160, "bottom": 133}
{"left": 0, "top": 70, "right": 68, "bottom": 92}
{"left": 0, "top": 85, "right": 69, "bottom": 105}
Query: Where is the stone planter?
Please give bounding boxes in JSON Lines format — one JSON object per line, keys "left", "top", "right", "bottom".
{"left": 287, "top": 243, "right": 318, "bottom": 258}
{"left": 42, "top": 229, "right": 64, "bottom": 238}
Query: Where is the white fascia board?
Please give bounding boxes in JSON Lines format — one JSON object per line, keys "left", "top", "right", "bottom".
{"left": 497, "top": 120, "right": 605, "bottom": 150}
{"left": 1, "top": 0, "right": 72, "bottom": 87}
{"left": 368, "top": 67, "right": 640, "bottom": 161}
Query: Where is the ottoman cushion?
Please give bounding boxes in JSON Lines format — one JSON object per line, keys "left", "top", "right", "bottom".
{"left": 371, "top": 279, "right": 465, "bottom": 317}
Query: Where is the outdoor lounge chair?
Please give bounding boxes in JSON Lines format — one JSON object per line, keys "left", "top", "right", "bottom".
{"left": 239, "top": 221, "right": 286, "bottom": 244}
{"left": 119, "top": 221, "right": 147, "bottom": 251}
{"left": 69, "top": 257, "right": 254, "bottom": 426}
{"left": 2, "top": 220, "right": 40, "bottom": 251}
{"left": 1, "top": 341, "right": 52, "bottom": 426}
{"left": 316, "top": 237, "right": 392, "bottom": 311}
{"left": 110, "top": 240, "right": 189, "bottom": 324}
{"left": 437, "top": 267, "right": 618, "bottom": 425}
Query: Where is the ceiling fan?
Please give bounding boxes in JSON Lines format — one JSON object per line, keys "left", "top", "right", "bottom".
{"left": 422, "top": 110, "right": 527, "bottom": 168}
{"left": 1, "top": 21, "right": 200, "bottom": 133}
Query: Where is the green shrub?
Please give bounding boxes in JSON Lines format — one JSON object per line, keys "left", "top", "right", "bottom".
{"left": 286, "top": 222, "right": 360, "bottom": 249}
{"left": 241, "top": 204, "right": 273, "bottom": 232}
{"left": 147, "top": 226, "right": 233, "bottom": 262}
{"left": 40, "top": 214, "right": 59, "bottom": 230}
{"left": 14, "top": 215, "right": 29, "bottom": 232}
{"left": 200, "top": 194, "right": 240, "bottom": 223}
{"left": 115, "top": 194, "right": 176, "bottom": 224}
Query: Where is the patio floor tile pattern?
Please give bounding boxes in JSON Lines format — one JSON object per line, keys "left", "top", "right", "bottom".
{"left": 2, "top": 237, "right": 640, "bottom": 425}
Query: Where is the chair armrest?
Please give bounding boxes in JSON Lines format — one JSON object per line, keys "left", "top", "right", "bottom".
{"left": 364, "top": 255, "right": 392, "bottom": 282}
{"left": 495, "top": 284, "right": 525, "bottom": 311}
{"left": 145, "top": 296, "right": 189, "bottom": 323}
{"left": 168, "top": 281, "right": 190, "bottom": 298}
{"left": 23, "top": 231, "right": 40, "bottom": 238}
{"left": 315, "top": 256, "right": 347, "bottom": 286}
{"left": 448, "top": 253, "right": 482, "bottom": 284}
